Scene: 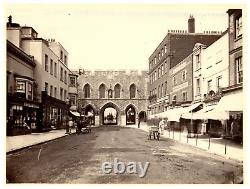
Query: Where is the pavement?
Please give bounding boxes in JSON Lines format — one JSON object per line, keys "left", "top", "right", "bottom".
{"left": 128, "top": 123, "right": 243, "bottom": 162}
{"left": 6, "top": 124, "right": 243, "bottom": 162}
{"left": 6, "top": 126, "right": 243, "bottom": 183}
{"left": 6, "top": 128, "right": 76, "bottom": 153}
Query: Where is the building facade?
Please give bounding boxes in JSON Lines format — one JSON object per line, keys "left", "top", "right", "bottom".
{"left": 169, "top": 54, "right": 193, "bottom": 107}
{"left": 77, "top": 70, "right": 148, "bottom": 126}
{"left": 6, "top": 17, "right": 72, "bottom": 132}
{"left": 202, "top": 31, "right": 229, "bottom": 105}
{"left": 148, "top": 16, "right": 222, "bottom": 116}
{"left": 6, "top": 40, "right": 39, "bottom": 135}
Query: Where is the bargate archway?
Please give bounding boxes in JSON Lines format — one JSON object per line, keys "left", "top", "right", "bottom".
{"left": 99, "top": 102, "right": 120, "bottom": 125}
{"left": 84, "top": 104, "right": 95, "bottom": 125}
{"left": 125, "top": 104, "right": 136, "bottom": 125}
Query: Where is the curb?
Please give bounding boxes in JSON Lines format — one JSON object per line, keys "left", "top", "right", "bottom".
{"left": 134, "top": 126, "right": 243, "bottom": 163}
{"left": 6, "top": 134, "right": 69, "bottom": 155}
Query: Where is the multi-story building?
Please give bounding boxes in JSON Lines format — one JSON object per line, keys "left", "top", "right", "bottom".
{"left": 215, "top": 9, "right": 243, "bottom": 139}
{"left": 77, "top": 70, "right": 148, "bottom": 126}
{"left": 169, "top": 54, "right": 193, "bottom": 107}
{"left": 6, "top": 16, "right": 72, "bottom": 131}
{"left": 68, "top": 71, "right": 79, "bottom": 112}
{"left": 6, "top": 39, "right": 39, "bottom": 135}
{"left": 193, "top": 30, "right": 229, "bottom": 105}
{"left": 148, "top": 16, "right": 222, "bottom": 116}
{"left": 202, "top": 31, "right": 229, "bottom": 105}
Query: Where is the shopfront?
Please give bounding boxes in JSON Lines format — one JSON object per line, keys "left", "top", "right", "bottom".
{"left": 7, "top": 95, "right": 39, "bottom": 136}
{"left": 40, "top": 91, "right": 70, "bottom": 131}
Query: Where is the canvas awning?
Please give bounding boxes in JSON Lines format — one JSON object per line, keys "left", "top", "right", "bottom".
{"left": 70, "top": 111, "right": 80, "bottom": 117}
{"left": 182, "top": 105, "right": 215, "bottom": 120}
{"left": 215, "top": 91, "right": 243, "bottom": 112}
{"left": 167, "top": 103, "right": 202, "bottom": 122}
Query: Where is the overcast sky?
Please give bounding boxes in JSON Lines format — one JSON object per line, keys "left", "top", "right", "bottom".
{"left": 4, "top": 4, "right": 229, "bottom": 71}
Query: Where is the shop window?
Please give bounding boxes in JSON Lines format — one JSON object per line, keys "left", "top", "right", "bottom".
{"left": 16, "top": 80, "right": 25, "bottom": 93}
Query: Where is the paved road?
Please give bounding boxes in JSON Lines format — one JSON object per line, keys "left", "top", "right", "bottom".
{"left": 6, "top": 126, "right": 243, "bottom": 184}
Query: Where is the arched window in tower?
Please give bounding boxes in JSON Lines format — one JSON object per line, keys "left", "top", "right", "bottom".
{"left": 108, "top": 89, "right": 113, "bottom": 98}
{"left": 114, "top": 84, "right": 121, "bottom": 98}
{"left": 83, "top": 84, "right": 90, "bottom": 98}
{"left": 129, "top": 84, "right": 136, "bottom": 99}
{"left": 99, "top": 83, "right": 106, "bottom": 98}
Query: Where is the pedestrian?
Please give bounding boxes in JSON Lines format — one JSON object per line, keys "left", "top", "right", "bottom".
{"left": 138, "top": 119, "right": 140, "bottom": 128}
{"left": 159, "top": 118, "right": 164, "bottom": 135}
{"left": 68, "top": 117, "right": 73, "bottom": 134}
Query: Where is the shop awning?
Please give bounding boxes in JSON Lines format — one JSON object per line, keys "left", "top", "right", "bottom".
{"left": 215, "top": 91, "right": 243, "bottom": 112}
{"left": 204, "top": 109, "right": 229, "bottom": 120}
{"left": 167, "top": 103, "right": 202, "bottom": 122}
{"left": 70, "top": 111, "right": 80, "bottom": 117}
{"left": 182, "top": 105, "right": 215, "bottom": 120}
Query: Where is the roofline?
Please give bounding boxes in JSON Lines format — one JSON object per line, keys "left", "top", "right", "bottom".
{"left": 7, "top": 40, "right": 36, "bottom": 67}
{"left": 149, "top": 32, "right": 222, "bottom": 60}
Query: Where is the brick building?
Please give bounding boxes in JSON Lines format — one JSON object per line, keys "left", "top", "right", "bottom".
{"left": 77, "top": 70, "right": 148, "bottom": 126}
{"left": 148, "top": 16, "right": 222, "bottom": 116}
{"left": 169, "top": 54, "right": 193, "bottom": 107}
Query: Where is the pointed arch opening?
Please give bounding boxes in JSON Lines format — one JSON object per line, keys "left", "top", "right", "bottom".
{"left": 83, "top": 83, "right": 90, "bottom": 98}
{"left": 125, "top": 104, "right": 136, "bottom": 125}
{"left": 114, "top": 83, "right": 121, "bottom": 98}
{"left": 99, "top": 83, "right": 106, "bottom": 99}
{"left": 129, "top": 83, "right": 136, "bottom": 99}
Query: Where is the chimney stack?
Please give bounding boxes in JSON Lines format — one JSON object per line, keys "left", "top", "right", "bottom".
{"left": 188, "top": 15, "right": 195, "bottom": 33}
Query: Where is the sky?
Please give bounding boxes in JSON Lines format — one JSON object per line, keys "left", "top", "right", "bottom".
{"left": 4, "top": 4, "right": 231, "bottom": 71}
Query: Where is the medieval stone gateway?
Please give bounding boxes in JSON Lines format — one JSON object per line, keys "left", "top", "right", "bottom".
{"left": 77, "top": 70, "right": 148, "bottom": 126}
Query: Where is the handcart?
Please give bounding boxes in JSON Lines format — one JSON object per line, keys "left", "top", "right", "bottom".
{"left": 148, "top": 126, "right": 160, "bottom": 140}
